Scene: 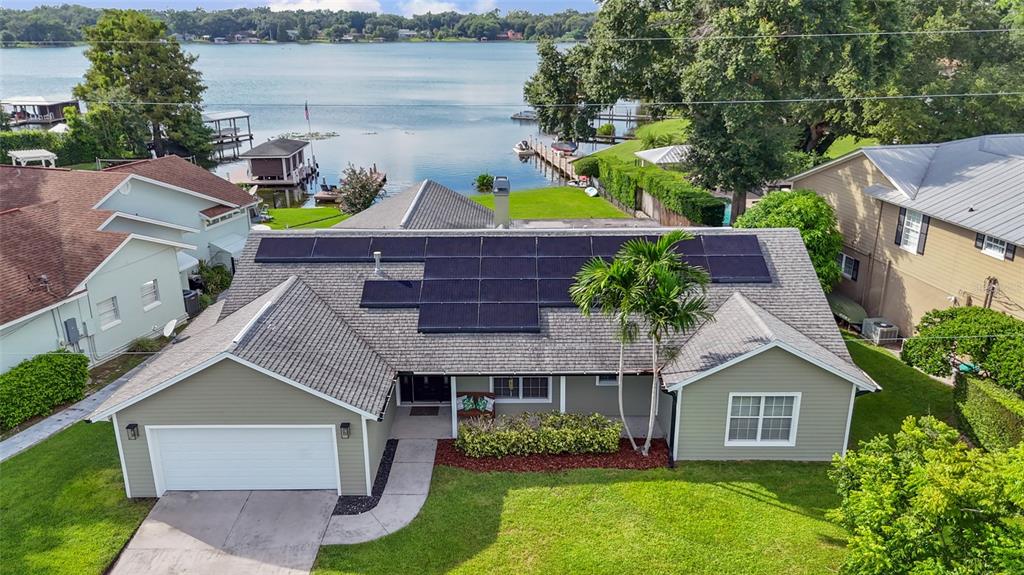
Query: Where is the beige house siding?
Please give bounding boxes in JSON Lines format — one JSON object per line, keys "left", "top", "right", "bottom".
{"left": 795, "top": 156, "right": 1023, "bottom": 335}
{"left": 114, "top": 359, "right": 368, "bottom": 498}
{"left": 676, "top": 347, "right": 855, "bottom": 461}
{"left": 366, "top": 386, "right": 397, "bottom": 480}
{"left": 563, "top": 375, "right": 653, "bottom": 416}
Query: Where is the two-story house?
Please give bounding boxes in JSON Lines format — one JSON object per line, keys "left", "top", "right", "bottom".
{"left": 788, "top": 134, "right": 1023, "bottom": 336}
{"left": 0, "top": 158, "right": 258, "bottom": 373}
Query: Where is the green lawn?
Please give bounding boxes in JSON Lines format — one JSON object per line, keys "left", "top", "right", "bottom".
{"left": 845, "top": 336, "right": 954, "bottom": 446}
{"left": 266, "top": 207, "right": 350, "bottom": 229}
{"left": 824, "top": 135, "right": 880, "bottom": 159}
{"left": 0, "top": 422, "right": 154, "bottom": 575}
{"left": 470, "top": 186, "right": 627, "bottom": 219}
{"left": 315, "top": 462, "right": 846, "bottom": 575}
{"left": 588, "top": 118, "right": 691, "bottom": 164}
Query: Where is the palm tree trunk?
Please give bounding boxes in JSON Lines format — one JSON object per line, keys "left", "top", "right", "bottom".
{"left": 642, "top": 338, "right": 658, "bottom": 456}
{"left": 618, "top": 342, "right": 638, "bottom": 451}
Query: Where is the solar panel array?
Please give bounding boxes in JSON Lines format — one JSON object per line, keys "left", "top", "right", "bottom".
{"left": 255, "top": 234, "right": 772, "bottom": 333}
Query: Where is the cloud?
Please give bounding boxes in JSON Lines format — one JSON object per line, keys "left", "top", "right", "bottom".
{"left": 472, "top": 0, "right": 497, "bottom": 12}
{"left": 268, "top": 0, "right": 383, "bottom": 12}
{"left": 398, "top": 0, "right": 459, "bottom": 16}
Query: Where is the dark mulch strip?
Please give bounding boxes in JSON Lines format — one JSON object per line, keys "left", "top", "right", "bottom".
{"left": 435, "top": 438, "right": 671, "bottom": 472}
{"left": 333, "top": 438, "right": 398, "bottom": 515}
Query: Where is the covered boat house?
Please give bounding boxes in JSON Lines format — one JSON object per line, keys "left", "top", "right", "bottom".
{"left": 1, "top": 96, "right": 79, "bottom": 130}
{"left": 232, "top": 138, "right": 313, "bottom": 186}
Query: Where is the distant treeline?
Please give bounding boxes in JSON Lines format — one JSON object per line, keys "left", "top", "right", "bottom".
{"left": 0, "top": 5, "right": 596, "bottom": 44}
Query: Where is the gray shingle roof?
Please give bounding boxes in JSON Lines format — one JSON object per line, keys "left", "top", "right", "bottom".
{"left": 220, "top": 228, "right": 865, "bottom": 411}
{"left": 239, "top": 138, "right": 309, "bottom": 158}
{"left": 792, "top": 134, "right": 1024, "bottom": 244}
{"left": 335, "top": 180, "right": 493, "bottom": 230}
{"left": 662, "top": 292, "right": 876, "bottom": 390}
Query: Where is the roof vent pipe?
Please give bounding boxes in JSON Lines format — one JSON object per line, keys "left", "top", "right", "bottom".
{"left": 373, "top": 250, "right": 382, "bottom": 275}
{"left": 493, "top": 176, "right": 511, "bottom": 229}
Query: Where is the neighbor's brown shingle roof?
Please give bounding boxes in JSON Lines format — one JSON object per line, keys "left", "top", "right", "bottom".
{"left": 0, "top": 166, "right": 129, "bottom": 324}
{"left": 105, "top": 155, "right": 256, "bottom": 209}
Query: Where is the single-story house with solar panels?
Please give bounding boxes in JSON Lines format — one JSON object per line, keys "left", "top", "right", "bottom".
{"left": 89, "top": 228, "right": 878, "bottom": 498}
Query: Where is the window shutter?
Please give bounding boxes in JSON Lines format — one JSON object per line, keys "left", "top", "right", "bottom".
{"left": 851, "top": 259, "right": 860, "bottom": 281}
{"left": 916, "top": 215, "right": 930, "bottom": 255}
{"left": 975, "top": 233, "right": 985, "bottom": 250}
{"left": 1007, "top": 244, "right": 1016, "bottom": 262}
{"left": 895, "top": 207, "right": 906, "bottom": 245}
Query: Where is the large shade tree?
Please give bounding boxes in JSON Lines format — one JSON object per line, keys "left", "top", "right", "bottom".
{"left": 523, "top": 38, "right": 601, "bottom": 142}
{"left": 74, "top": 10, "right": 207, "bottom": 158}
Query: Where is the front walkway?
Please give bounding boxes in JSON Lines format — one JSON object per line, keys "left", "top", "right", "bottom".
{"left": 389, "top": 405, "right": 453, "bottom": 439}
{"left": 0, "top": 358, "right": 148, "bottom": 463}
{"left": 321, "top": 439, "right": 436, "bottom": 545}
{"left": 111, "top": 490, "right": 337, "bottom": 575}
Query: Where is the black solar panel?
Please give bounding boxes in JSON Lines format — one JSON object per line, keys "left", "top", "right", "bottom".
{"left": 538, "top": 279, "right": 575, "bottom": 307}
{"left": 418, "top": 303, "right": 479, "bottom": 333}
{"left": 420, "top": 279, "right": 479, "bottom": 302}
{"left": 673, "top": 236, "right": 705, "bottom": 256}
{"left": 707, "top": 255, "right": 772, "bottom": 283}
{"left": 537, "top": 236, "right": 593, "bottom": 257}
{"left": 478, "top": 303, "right": 540, "bottom": 332}
{"left": 360, "top": 280, "right": 421, "bottom": 308}
{"left": 590, "top": 235, "right": 633, "bottom": 256}
{"left": 423, "top": 257, "right": 480, "bottom": 279}
{"left": 482, "top": 236, "right": 536, "bottom": 257}
{"left": 537, "top": 257, "right": 592, "bottom": 279}
{"left": 682, "top": 254, "right": 709, "bottom": 273}
{"left": 369, "top": 237, "right": 427, "bottom": 261}
{"left": 480, "top": 279, "right": 538, "bottom": 303}
{"left": 425, "top": 236, "right": 481, "bottom": 257}
{"left": 310, "top": 237, "right": 371, "bottom": 261}
{"left": 480, "top": 257, "right": 537, "bottom": 279}
{"left": 254, "top": 238, "right": 316, "bottom": 262}
{"left": 703, "top": 234, "right": 762, "bottom": 255}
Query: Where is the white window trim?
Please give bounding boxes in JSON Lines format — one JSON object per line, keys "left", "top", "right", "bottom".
{"left": 204, "top": 210, "right": 241, "bottom": 229}
{"left": 141, "top": 279, "right": 161, "bottom": 311}
{"left": 489, "top": 375, "right": 553, "bottom": 404}
{"left": 595, "top": 374, "right": 619, "bottom": 387}
{"left": 97, "top": 296, "right": 120, "bottom": 331}
{"left": 838, "top": 253, "right": 858, "bottom": 280}
{"left": 899, "top": 209, "right": 923, "bottom": 254}
{"left": 981, "top": 235, "right": 1007, "bottom": 260}
{"left": 724, "top": 392, "right": 801, "bottom": 447}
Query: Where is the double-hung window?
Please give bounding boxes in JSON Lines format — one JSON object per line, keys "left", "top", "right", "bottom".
{"left": 837, "top": 253, "right": 859, "bottom": 281}
{"left": 975, "top": 233, "right": 1016, "bottom": 261}
{"left": 725, "top": 392, "right": 800, "bottom": 447}
{"left": 97, "top": 296, "right": 120, "bottom": 330}
{"left": 896, "top": 208, "right": 929, "bottom": 254}
{"left": 141, "top": 279, "right": 160, "bottom": 310}
{"left": 491, "top": 376, "right": 551, "bottom": 402}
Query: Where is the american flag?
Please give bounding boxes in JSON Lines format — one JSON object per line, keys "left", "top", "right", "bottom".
{"left": 304, "top": 101, "right": 309, "bottom": 121}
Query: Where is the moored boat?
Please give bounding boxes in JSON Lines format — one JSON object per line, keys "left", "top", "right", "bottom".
{"left": 513, "top": 140, "right": 534, "bottom": 157}
{"left": 551, "top": 141, "right": 578, "bottom": 155}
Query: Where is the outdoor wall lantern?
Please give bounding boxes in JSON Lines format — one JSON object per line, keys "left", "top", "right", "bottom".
{"left": 339, "top": 422, "right": 351, "bottom": 439}
{"left": 125, "top": 423, "right": 139, "bottom": 440}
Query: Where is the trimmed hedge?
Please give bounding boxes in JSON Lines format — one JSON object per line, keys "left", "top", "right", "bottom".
{"left": 573, "top": 155, "right": 600, "bottom": 177}
{"left": 0, "top": 129, "right": 98, "bottom": 166}
{"left": 595, "top": 155, "right": 726, "bottom": 226}
{"left": 954, "top": 374, "right": 1024, "bottom": 451}
{"left": 0, "top": 351, "right": 89, "bottom": 431}
{"left": 456, "top": 412, "right": 622, "bottom": 458}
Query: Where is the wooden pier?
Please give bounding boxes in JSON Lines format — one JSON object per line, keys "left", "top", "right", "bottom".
{"left": 528, "top": 137, "right": 577, "bottom": 180}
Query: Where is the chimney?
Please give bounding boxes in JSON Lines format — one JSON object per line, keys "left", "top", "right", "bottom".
{"left": 493, "top": 176, "right": 511, "bottom": 228}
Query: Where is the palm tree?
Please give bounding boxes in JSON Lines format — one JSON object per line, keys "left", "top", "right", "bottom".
{"left": 620, "top": 230, "right": 712, "bottom": 455}
{"left": 570, "top": 256, "right": 642, "bottom": 450}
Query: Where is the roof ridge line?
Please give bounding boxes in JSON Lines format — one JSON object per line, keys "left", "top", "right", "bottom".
{"left": 732, "top": 292, "right": 775, "bottom": 341}
{"left": 399, "top": 180, "right": 431, "bottom": 229}
{"left": 230, "top": 275, "right": 297, "bottom": 347}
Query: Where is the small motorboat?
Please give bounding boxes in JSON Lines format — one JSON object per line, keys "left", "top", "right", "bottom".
{"left": 511, "top": 110, "right": 538, "bottom": 121}
{"left": 513, "top": 140, "right": 534, "bottom": 157}
{"left": 551, "top": 141, "right": 578, "bottom": 155}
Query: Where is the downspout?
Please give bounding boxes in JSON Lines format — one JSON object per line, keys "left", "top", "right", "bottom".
{"left": 659, "top": 387, "right": 678, "bottom": 469}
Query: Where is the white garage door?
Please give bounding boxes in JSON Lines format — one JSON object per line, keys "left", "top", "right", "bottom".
{"left": 148, "top": 426, "right": 339, "bottom": 496}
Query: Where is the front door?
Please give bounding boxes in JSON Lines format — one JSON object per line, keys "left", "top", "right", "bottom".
{"left": 399, "top": 375, "right": 452, "bottom": 404}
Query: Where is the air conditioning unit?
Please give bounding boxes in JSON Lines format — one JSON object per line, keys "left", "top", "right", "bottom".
{"left": 862, "top": 317, "right": 899, "bottom": 345}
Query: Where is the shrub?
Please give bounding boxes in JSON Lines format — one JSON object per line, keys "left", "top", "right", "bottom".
{"left": 0, "top": 351, "right": 89, "bottom": 430}
{"left": 456, "top": 412, "right": 622, "bottom": 458}
{"left": 573, "top": 155, "right": 600, "bottom": 178}
{"left": 474, "top": 173, "right": 495, "bottom": 193}
{"left": 198, "top": 261, "right": 232, "bottom": 298}
{"left": 128, "top": 337, "right": 164, "bottom": 353}
{"left": 596, "top": 123, "right": 615, "bottom": 137}
{"left": 955, "top": 375, "right": 1024, "bottom": 451}
{"left": 0, "top": 129, "right": 102, "bottom": 166}
{"left": 595, "top": 155, "right": 726, "bottom": 225}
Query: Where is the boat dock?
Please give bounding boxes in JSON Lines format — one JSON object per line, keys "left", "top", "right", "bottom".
{"left": 528, "top": 137, "right": 577, "bottom": 180}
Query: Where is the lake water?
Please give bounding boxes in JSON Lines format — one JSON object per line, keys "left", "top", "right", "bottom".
{"left": 1, "top": 43, "right": 615, "bottom": 200}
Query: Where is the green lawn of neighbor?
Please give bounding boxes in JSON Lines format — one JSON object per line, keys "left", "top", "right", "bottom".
{"left": 315, "top": 462, "right": 846, "bottom": 575}
{"left": 0, "top": 422, "right": 154, "bottom": 575}
{"left": 845, "top": 335, "right": 954, "bottom": 446}
{"left": 266, "top": 207, "right": 350, "bottom": 229}
{"left": 471, "top": 186, "right": 627, "bottom": 219}
{"left": 824, "top": 135, "right": 880, "bottom": 160}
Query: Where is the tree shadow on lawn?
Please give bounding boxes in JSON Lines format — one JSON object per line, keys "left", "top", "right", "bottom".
{"left": 314, "top": 460, "right": 846, "bottom": 575}
{"left": 0, "top": 422, "right": 154, "bottom": 575}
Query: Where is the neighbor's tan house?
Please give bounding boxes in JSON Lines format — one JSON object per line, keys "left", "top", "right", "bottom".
{"left": 789, "top": 134, "right": 1023, "bottom": 336}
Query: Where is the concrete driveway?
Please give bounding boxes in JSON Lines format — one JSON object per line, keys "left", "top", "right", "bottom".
{"left": 111, "top": 490, "right": 337, "bottom": 575}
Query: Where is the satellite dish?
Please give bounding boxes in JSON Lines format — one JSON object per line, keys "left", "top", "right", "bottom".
{"left": 161, "top": 319, "right": 178, "bottom": 338}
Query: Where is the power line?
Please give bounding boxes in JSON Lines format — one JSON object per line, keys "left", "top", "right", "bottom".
{"left": 78, "top": 91, "right": 1024, "bottom": 109}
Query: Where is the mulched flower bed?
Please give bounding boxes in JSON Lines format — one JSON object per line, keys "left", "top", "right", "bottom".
{"left": 333, "top": 438, "right": 397, "bottom": 515}
{"left": 435, "top": 438, "right": 670, "bottom": 472}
